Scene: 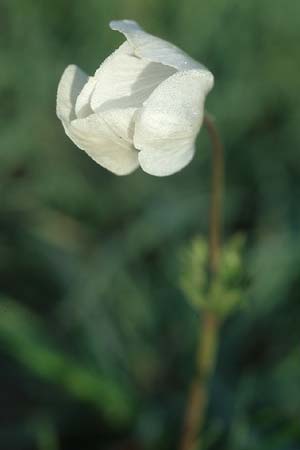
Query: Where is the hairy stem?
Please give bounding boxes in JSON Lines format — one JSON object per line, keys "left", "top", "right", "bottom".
{"left": 179, "top": 113, "right": 224, "bottom": 450}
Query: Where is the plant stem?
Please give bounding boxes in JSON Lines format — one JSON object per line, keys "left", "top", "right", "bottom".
{"left": 179, "top": 113, "right": 224, "bottom": 450}
{"left": 204, "top": 114, "right": 224, "bottom": 278}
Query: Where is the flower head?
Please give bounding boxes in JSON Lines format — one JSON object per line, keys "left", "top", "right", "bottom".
{"left": 56, "top": 20, "right": 214, "bottom": 176}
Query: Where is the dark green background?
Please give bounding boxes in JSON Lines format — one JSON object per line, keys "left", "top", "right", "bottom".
{"left": 1, "top": 0, "right": 300, "bottom": 449}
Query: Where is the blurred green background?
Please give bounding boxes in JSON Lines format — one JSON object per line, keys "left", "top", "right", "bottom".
{"left": 1, "top": 0, "right": 300, "bottom": 449}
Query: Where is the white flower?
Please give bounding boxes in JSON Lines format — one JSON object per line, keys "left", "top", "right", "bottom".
{"left": 56, "top": 20, "right": 214, "bottom": 176}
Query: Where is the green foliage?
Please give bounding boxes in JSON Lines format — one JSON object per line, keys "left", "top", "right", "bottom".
{"left": 1, "top": 0, "right": 300, "bottom": 449}
{"left": 179, "top": 237, "right": 208, "bottom": 310}
{"left": 0, "top": 297, "right": 135, "bottom": 423}
{"left": 180, "top": 234, "right": 246, "bottom": 317}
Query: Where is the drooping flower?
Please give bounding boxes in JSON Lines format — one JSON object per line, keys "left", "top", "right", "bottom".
{"left": 56, "top": 20, "right": 214, "bottom": 176}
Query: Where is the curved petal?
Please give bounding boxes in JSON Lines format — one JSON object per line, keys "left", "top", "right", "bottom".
{"left": 138, "top": 140, "right": 196, "bottom": 177}
{"left": 91, "top": 42, "right": 175, "bottom": 110}
{"left": 75, "top": 76, "right": 97, "bottom": 119}
{"left": 134, "top": 70, "right": 210, "bottom": 176}
{"left": 56, "top": 64, "right": 89, "bottom": 123}
{"left": 57, "top": 65, "right": 139, "bottom": 175}
{"left": 98, "top": 107, "right": 138, "bottom": 143}
{"left": 110, "top": 20, "right": 211, "bottom": 75}
{"left": 91, "top": 41, "right": 175, "bottom": 142}
{"left": 65, "top": 114, "right": 139, "bottom": 175}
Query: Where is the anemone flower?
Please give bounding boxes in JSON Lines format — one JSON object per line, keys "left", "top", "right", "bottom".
{"left": 57, "top": 20, "right": 214, "bottom": 176}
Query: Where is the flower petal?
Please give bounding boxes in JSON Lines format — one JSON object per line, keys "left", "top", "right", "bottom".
{"left": 138, "top": 140, "right": 195, "bottom": 177}
{"left": 91, "top": 42, "right": 175, "bottom": 111}
{"left": 110, "top": 20, "right": 209, "bottom": 73}
{"left": 90, "top": 41, "right": 175, "bottom": 143}
{"left": 98, "top": 107, "right": 137, "bottom": 143}
{"left": 75, "top": 76, "right": 97, "bottom": 119}
{"left": 65, "top": 114, "right": 139, "bottom": 175}
{"left": 57, "top": 64, "right": 139, "bottom": 175}
{"left": 56, "top": 64, "right": 89, "bottom": 123}
{"left": 134, "top": 70, "right": 211, "bottom": 176}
